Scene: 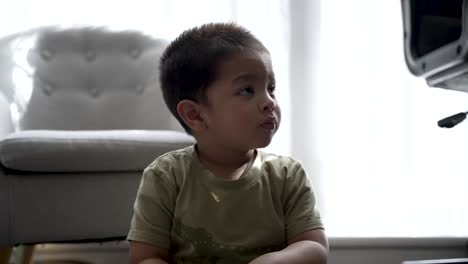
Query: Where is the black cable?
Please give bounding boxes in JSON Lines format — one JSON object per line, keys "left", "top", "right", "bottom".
{"left": 438, "top": 111, "right": 468, "bottom": 128}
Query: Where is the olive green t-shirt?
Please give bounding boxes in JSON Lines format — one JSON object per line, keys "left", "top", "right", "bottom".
{"left": 127, "top": 145, "right": 323, "bottom": 263}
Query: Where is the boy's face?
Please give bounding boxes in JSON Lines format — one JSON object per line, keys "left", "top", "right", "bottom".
{"left": 199, "top": 49, "right": 281, "bottom": 150}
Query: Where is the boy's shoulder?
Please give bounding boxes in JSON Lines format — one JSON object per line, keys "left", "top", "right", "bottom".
{"left": 258, "top": 150, "right": 305, "bottom": 178}
{"left": 259, "top": 150, "right": 299, "bottom": 163}
{"left": 145, "top": 145, "right": 195, "bottom": 174}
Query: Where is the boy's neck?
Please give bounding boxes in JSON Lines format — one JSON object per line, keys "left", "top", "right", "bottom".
{"left": 195, "top": 143, "right": 255, "bottom": 181}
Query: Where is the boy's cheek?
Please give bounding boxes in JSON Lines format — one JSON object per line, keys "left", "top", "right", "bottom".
{"left": 275, "top": 107, "right": 282, "bottom": 120}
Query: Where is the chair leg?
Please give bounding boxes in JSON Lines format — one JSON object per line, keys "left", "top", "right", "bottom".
{"left": 0, "top": 247, "right": 12, "bottom": 264}
{"left": 14, "top": 245, "right": 35, "bottom": 264}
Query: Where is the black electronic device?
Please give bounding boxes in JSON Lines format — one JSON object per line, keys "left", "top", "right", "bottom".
{"left": 402, "top": 0, "right": 468, "bottom": 93}
{"left": 402, "top": 0, "right": 468, "bottom": 127}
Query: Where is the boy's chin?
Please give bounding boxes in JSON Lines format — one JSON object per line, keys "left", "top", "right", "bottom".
{"left": 254, "top": 138, "right": 274, "bottom": 149}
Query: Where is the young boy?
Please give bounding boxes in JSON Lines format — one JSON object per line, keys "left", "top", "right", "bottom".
{"left": 127, "top": 22, "right": 328, "bottom": 264}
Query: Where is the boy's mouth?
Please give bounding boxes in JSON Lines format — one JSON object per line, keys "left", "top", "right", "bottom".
{"left": 260, "top": 118, "right": 277, "bottom": 131}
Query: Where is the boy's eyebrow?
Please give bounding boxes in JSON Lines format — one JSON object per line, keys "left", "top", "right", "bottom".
{"left": 232, "top": 73, "right": 255, "bottom": 83}
{"left": 232, "top": 72, "right": 275, "bottom": 83}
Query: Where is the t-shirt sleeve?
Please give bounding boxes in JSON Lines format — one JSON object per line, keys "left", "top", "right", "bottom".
{"left": 283, "top": 161, "right": 324, "bottom": 240}
{"left": 127, "top": 164, "right": 178, "bottom": 249}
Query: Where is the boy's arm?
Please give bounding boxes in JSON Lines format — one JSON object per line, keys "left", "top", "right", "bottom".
{"left": 251, "top": 159, "right": 328, "bottom": 263}
{"left": 129, "top": 241, "right": 170, "bottom": 264}
{"left": 249, "top": 229, "right": 328, "bottom": 264}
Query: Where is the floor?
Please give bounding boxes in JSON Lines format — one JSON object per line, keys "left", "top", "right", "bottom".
{"left": 12, "top": 241, "right": 129, "bottom": 264}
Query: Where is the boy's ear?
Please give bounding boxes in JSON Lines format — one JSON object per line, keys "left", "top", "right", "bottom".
{"left": 176, "top": 99, "right": 206, "bottom": 132}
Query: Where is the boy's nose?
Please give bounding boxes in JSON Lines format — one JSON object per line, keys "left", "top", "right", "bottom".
{"left": 261, "top": 94, "right": 277, "bottom": 113}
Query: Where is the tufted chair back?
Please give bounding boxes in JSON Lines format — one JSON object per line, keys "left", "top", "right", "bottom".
{"left": 19, "top": 27, "right": 178, "bottom": 131}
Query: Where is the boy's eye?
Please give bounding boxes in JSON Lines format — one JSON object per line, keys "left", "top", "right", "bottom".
{"left": 238, "top": 87, "right": 254, "bottom": 95}
{"left": 268, "top": 84, "right": 276, "bottom": 94}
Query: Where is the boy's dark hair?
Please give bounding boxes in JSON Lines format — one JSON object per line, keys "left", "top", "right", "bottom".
{"left": 159, "top": 22, "right": 268, "bottom": 134}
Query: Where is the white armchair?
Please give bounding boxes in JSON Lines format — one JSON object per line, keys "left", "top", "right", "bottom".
{"left": 0, "top": 27, "right": 194, "bottom": 249}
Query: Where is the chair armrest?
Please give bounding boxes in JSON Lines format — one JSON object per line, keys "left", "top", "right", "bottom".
{"left": 0, "top": 130, "right": 194, "bottom": 172}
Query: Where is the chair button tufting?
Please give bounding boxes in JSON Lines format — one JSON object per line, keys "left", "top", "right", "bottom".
{"left": 42, "top": 82, "right": 53, "bottom": 95}
{"left": 136, "top": 84, "right": 145, "bottom": 94}
{"left": 89, "top": 87, "right": 100, "bottom": 97}
{"left": 85, "top": 50, "right": 96, "bottom": 61}
{"left": 40, "top": 49, "right": 53, "bottom": 61}
{"left": 130, "top": 48, "right": 141, "bottom": 59}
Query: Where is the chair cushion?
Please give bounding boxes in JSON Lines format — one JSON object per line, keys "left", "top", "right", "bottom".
{"left": 0, "top": 130, "right": 194, "bottom": 172}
